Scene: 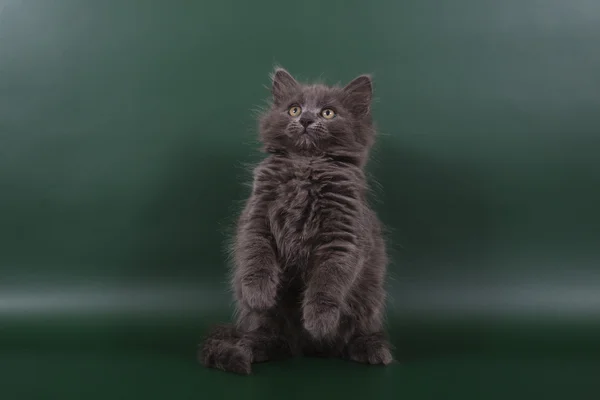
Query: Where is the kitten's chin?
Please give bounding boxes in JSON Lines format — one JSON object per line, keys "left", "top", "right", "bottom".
{"left": 296, "top": 134, "right": 316, "bottom": 151}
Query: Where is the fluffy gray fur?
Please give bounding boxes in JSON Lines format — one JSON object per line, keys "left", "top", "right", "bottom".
{"left": 199, "top": 68, "right": 392, "bottom": 374}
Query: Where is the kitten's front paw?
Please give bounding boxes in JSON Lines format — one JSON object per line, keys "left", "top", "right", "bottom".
{"left": 302, "top": 296, "right": 341, "bottom": 340}
{"left": 241, "top": 269, "right": 279, "bottom": 311}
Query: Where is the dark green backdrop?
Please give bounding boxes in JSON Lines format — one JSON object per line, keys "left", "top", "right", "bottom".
{"left": 1, "top": 0, "right": 599, "bottom": 398}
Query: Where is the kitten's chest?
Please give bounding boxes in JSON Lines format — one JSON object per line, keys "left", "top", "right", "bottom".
{"left": 267, "top": 164, "right": 325, "bottom": 264}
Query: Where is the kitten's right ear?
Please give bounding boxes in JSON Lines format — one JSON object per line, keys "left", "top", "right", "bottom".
{"left": 271, "top": 68, "right": 299, "bottom": 105}
{"left": 342, "top": 75, "right": 373, "bottom": 117}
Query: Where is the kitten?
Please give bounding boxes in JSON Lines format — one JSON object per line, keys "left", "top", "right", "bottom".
{"left": 199, "top": 68, "right": 392, "bottom": 374}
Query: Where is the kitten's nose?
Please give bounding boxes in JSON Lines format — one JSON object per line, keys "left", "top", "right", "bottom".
{"left": 299, "top": 115, "right": 314, "bottom": 128}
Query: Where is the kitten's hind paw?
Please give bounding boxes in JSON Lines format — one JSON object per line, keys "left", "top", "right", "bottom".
{"left": 345, "top": 332, "right": 393, "bottom": 365}
{"left": 200, "top": 342, "right": 252, "bottom": 375}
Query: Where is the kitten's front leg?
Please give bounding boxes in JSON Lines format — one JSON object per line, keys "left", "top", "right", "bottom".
{"left": 233, "top": 202, "right": 280, "bottom": 311}
{"left": 302, "top": 234, "right": 360, "bottom": 340}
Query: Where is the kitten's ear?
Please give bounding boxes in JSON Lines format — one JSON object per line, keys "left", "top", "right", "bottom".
{"left": 342, "top": 75, "right": 373, "bottom": 117}
{"left": 271, "top": 68, "right": 299, "bottom": 105}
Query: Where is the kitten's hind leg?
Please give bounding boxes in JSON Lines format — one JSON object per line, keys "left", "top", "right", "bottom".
{"left": 200, "top": 313, "right": 295, "bottom": 375}
{"left": 241, "top": 328, "right": 293, "bottom": 363}
{"left": 344, "top": 331, "right": 393, "bottom": 365}
{"left": 238, "top": 308, "right": 296, "bottom": 364}
{"left": 199, "top": 324, "right": 252, "bottom": 375}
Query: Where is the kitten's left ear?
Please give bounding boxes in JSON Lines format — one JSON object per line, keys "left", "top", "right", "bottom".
{"left": 271, "top": 67, "right": 299, "bottom": 105}
{"left": 342, "top": 75, "right": 373, "bottom": 117}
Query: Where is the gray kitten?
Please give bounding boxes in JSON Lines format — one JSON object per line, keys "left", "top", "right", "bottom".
{"left": 200, "top": 68, "right": 392, "bottom": 374}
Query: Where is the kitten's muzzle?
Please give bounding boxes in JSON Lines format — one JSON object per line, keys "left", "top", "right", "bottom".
{"left": 299, "top": 115, "right": 315, "bottom": 129}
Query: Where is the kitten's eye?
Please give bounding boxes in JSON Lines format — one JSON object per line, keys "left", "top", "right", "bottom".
{"left": 321, "top": 108, "right": 336, "bottom": 119}
{"left": 288, "top": 105, "right": 302, "bottom": 117}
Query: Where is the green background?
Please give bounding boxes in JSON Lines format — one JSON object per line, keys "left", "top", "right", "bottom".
{"left": 1, "top": 0, "right": 599, "bottom": 398}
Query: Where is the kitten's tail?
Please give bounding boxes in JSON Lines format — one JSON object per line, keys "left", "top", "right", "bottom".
{"left": 198, "top": 324, "right": 252, "bottom": 375}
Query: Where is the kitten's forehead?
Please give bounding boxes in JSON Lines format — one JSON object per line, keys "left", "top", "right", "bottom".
{"left": 298, "top": 84, "right": 340, "bottom": 105}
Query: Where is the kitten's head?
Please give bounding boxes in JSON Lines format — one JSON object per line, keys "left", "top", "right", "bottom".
{"left": 259, "top": 68, "right": 375, "bottom": 165}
